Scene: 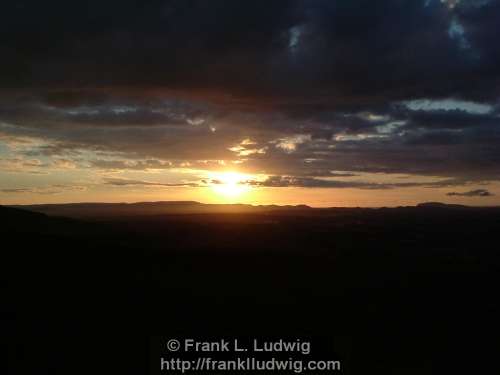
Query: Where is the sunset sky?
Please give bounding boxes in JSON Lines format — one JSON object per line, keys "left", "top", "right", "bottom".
{"left": 1, "top": 0, "right": 500, "bottom": 206}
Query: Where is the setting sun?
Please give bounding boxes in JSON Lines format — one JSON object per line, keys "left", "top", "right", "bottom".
{"left": 209, "top": 172, "right": 252, "bottom": 199}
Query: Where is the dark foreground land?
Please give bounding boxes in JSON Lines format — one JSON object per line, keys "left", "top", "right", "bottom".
{"left": 2, "top": 201, "right": 500, "bottom": 374}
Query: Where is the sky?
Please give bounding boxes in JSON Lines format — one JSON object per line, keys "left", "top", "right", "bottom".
{"left": 1, "top": 0, "right": 500, "bottom": 206}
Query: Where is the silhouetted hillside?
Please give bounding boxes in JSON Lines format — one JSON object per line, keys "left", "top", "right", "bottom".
{"left": 11, "top": 201, "right": 312, "bottom": 219}
{"left": 3, "top": 204, "right": 500, "bottom": 374}
{"left": 12, "top": 200, "right": 500, "bottom": 220}
{"left": 0, "top": 205, "right": 47, "bottom": 228}
{"left": 416, "top": 201, "right": 470, "bottom": 209}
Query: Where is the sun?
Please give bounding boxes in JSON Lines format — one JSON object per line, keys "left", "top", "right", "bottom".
{"left": 209, "top": 172, "right": 252, "bottom": 199}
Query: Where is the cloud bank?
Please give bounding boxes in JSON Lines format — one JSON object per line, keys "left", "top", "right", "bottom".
{"left": 1, "top": 0, "right": 500, "bottom": 199}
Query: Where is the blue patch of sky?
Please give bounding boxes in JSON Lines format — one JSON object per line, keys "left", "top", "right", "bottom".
{"left": 403, "top": 98, "right": 493, "bottom": 114}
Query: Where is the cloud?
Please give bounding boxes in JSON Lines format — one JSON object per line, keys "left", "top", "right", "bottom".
{"left": 1, "top": 1, "right": 500, "bottom": 188}
{"left": 103, "top": 178, "right": 200, "bottom": 188}
{"left": 0, "top": 157, "right": 48, "bottom": 174}
{"left": 0, "top": 185, "right": 87, "bottom": 195}
{"left": 0, "top": 188, "right": 32, "bottom": 193}
{"left": 2, "top": 0, "right": 499, "bottom": 100}
{"left": 90, "top": 159, "right": 173, "bottom": 171}
{"left": 246, "top": 175, "right": 468, "bottom": 190}
{"left": 446, "top": 189, "right": 494, "bottom": 197}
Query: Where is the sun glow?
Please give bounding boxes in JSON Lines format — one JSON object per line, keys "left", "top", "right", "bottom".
{"left": 209, "top": 171, "right": 252, "bottom": 199}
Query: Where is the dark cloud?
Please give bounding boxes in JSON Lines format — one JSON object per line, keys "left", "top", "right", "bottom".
{"left": 90, "top": 159, "right": 173, "bottom": 171}
{"left": 0, "top": 185, "right": 87, "bottom": 194}
{"left": 0, "top": 188, "right": 32, "bottom": 193}
{"left": 1, "top": 0, "right": 500, "bottom": 185}
{"left": 103, "top": 178, "right": 200, "bottom": 187}
{"left": 248, "top": 176, "right": 392, "bottom": 189}
{"left": 402, "top": 109, "right": 499, "bottom": 130}
{"left": 1, "top": 0, "right": 499, "bottom": 100}
{"left": 246, "top": 175, "right": 467, "bottom": 190}
{"left": 446, "top": 189, "right": 494, "bottom": 197}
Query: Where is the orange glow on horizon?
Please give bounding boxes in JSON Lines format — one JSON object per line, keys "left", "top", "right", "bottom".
{"left": 208, "top": 171, "right": 253, "bottom": 200}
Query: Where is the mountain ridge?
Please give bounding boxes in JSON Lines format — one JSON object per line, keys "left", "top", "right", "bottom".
{"left": 5, "top": 200, "right": 498, "bottom": 219}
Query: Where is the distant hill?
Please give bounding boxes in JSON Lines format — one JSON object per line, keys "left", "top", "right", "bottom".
{"left": 416, "top": 202, "right": 470, "bottom": 209}
{"left": 7, "top": 200, "right": 499, "bottom": 220}
{"left": 9, "top": 201, "right": 312, "bottom": 219}
{"left": 0, "top": 205, "right": 48, "bottom": 227}
{"left": 0, "top": 205, "right": 96, "bottom": 235}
